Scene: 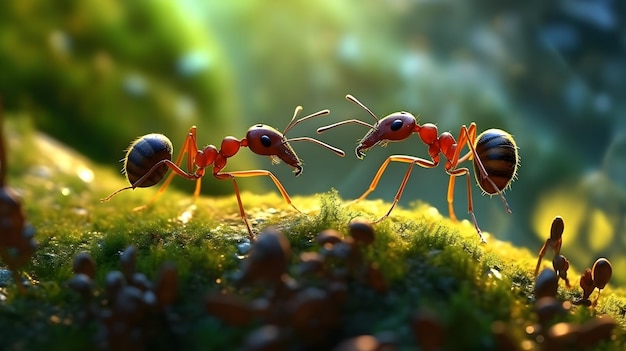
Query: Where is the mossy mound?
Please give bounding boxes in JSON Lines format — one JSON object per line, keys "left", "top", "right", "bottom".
{"left": 0, "top": 120, "right": 625, "bottom": 351}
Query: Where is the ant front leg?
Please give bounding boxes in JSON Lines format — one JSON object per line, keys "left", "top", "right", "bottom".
{"left": 216, "top": 170, "right": 299, "bottom": 241}
{"left": 353, "top": 155, "right": 438, "bottom": 222}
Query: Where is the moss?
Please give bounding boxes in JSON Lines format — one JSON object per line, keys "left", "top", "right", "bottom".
{"left": 0, "top": 119, "right": 625, "bottom": 350}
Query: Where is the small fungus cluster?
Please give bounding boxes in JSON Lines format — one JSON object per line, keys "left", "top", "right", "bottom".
{"left": 0, "top": 104, "right": 37, "bottom": 294}
{"left": 531, "top": 269, "right": 616, "bottom": 350}
{"left": 68, "top": 246, "right": 179, "bottom": 351}
{"left": 0, "top": 185, "right": 37, "bottom": 294}
{"left": 575, "top": 258, "right": 613, "bottom": 307}
{"left": 534, "top": 216, "right": 569, "bottom": 287}
{"left": 534, "top": 216, "right": 613, "bottom": 306}
{"left": 204, "top": 219, "right": 527, "bottom": 351}
{"left": 59, "top": 214, "right": 622, "bottom": 350}
{"left": 205, "top": 218, "right": 394, "bottom": 351}
{"left": 525, "top": 215, "right": 617, "bottom": 350}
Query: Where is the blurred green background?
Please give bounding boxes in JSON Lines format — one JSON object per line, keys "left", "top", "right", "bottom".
{"left": 1, "top": 0, "right": 625, "bottom": 283}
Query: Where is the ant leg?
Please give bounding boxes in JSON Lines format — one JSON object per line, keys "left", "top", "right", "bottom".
{"left": 449, "top": 123, "right": 475, "bottom": 165}
{"left": 447, "top": 124, "right": 477, "bottom": 169}
{"left": 374, "top": 161, "right": 415, "bottom": 223}
{"left": 216, "top": 170, "right": 297, "bottom": 241}
{"left": 353, "top": 155, "right": 437, "bottom": 205}
{"left": 217, "top": 174, "right": 254, "bottom": 241}
{"left": 102, "top": 157, "right": 202, "bottom": 211}
{"left": 447, "top": 167, "right": 485, "bottom": 242}
{"left": 446, "top": 175, "right": 459, "bottom": 222}
{"left": 446, "top": 124, "right": 474, "bottom": 222}
{"left": 101, "top": 158, "right": 192, "bottom": 201}
{"left": 218, "top": 170, "right": 300, "bottom": 213}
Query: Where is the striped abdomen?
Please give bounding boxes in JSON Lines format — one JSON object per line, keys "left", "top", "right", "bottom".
{"left": 473, "top": 129, "right": 519, "bottom": 194}
{"left": 123, "top": 134, "right": 173, "bottom": 188}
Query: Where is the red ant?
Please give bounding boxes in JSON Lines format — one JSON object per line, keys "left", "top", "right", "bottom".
{"left": 317, "top": 95, "right": 519, "bottom": 242}
{"left": 102, "top": 106, "right": 345, "bottom": 240}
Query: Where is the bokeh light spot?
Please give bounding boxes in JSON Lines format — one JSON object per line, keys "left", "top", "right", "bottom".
{"left": 587, "top": 208, "right": 613, "bottom": 252}
{"left": 77, "top": 166, "right": 94, "bottom": 183}
{"left": 532, "top": 185, "right": 587, "bottom": 247}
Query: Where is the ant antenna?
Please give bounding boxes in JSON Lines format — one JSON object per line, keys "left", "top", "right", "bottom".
{"left": 346, "top": 94, "right": 379, "bottom": 122}
{"left": 316, "top": 94, "right": 381, "bottom": 134}
{"left": 283, "top": 106, "right": 330, "bottom": 135}
{"left": 286, "top": 137, "right": 345, "bottom": 157}
{"left": 282, "top": 106, "right": 345, "bottom": 157}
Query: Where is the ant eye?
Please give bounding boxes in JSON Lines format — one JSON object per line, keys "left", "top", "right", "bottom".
{"left": 391, "top": 119, "right": 403, "bottom": 131}
{"left": 260, "top": 135, "right": 272, "bottom": 147}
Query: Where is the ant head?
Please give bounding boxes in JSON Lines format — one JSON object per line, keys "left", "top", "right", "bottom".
{"left": 356, "top": 112, "right": 417, "bottom": 159}
{"left": 315, "top": 95, "right": 416, "bottom": 160}
{"left": 245, "top": 124, "right": 303, "bottom": 175}
{"left": 245, "top": 106, "right": 344, "bottom": 176}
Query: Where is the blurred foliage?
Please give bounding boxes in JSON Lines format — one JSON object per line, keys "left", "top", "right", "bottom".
{"left": 0, "top": 0, "right": 254, "bottom": 195}
{"left": 1, "top": 0, "right": 626, "bottom": 284}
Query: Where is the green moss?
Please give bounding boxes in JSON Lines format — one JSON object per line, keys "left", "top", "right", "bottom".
{"left": 1, "top": 120, "right": 625, "bottom": 350}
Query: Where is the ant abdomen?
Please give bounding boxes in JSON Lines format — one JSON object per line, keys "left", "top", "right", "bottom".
{"left": 473, "top": 129, "right": 519, "bottom": 195}
{"left": 123, "top": 134, "right": 173, "bottom": 188}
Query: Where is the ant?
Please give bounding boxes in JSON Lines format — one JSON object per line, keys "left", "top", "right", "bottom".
{"left": 102, "top": 106, "right": 345, "bottom": 240}
{"left": 317, "top": 95, "right": 519, "bottom": 242}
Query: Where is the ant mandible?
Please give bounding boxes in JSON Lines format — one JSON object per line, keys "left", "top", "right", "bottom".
{"left": 317, "top": 94, "right": 519, "bottom": 242}
{"left": 102, "top": 106, "right": 345, "bottom": 240}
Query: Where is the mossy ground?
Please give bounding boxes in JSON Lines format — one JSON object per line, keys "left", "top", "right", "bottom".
{"left": 1, "top": 119, "right": 625, "bottom": 350}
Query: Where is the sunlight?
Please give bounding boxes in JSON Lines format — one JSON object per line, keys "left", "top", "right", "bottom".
{"left": 532, "top": 184, "right": 586, "bottom": 247}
